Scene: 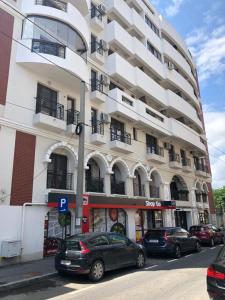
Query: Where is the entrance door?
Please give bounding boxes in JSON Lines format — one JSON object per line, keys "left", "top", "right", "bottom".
{"left": 175, "top": 211, "right": 188, "bottom": 230}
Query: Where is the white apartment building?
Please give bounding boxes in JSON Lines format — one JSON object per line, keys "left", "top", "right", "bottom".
{"left": 0, "top": 0, "right": 215, "bottom": 262}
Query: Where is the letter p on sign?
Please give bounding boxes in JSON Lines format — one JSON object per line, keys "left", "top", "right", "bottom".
{"left": 58, "top": 197, "right": 68, "bottom": 213}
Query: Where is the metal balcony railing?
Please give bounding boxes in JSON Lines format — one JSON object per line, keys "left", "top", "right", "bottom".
{"left": 47, "top": 172, "right": 73, "bottom": 190}
{"left": 91, "top": 79, "right": 104, "bottom": 92}
{"left": 36, "top": 0, "right": 67, "bottom": 11}
{"left": 169, "top": 152, "right": 181, "bottom": 163}
{"left": 182, "top": 158, "right": 191, "bottom": 167}
{"left": 92, "top": 120, "right": 104, "bottom": 135}
{"left": 195, "top": 163, "right": 209, "bottom": 173}
{"left": 91, "top": 41, "right": 104, "bottom": 55}
{"left": 91, "top": 6, "right": 103, "bottom": 21}
{"left": 133, "top": 183, "right": 145, "bottom": 197}
{"left": 111, "top": 181, "right": 125, "bottom": 195}
{"left": 86, "top": 177, "right": 104, "bottom": 193}
{"left": 110, "top": 129, "right": 131, "bottom": 145}
{"left": 35, "top": 97, "right": 64, "bottom": 120}
{"left": 150, "top": 185, "right": 160, "bottom": 198}
{"left": 67, "top": 109, "right": 79, "bottom": 125}
{"left": 147, "top": 145, "right": 164, "bottom": 156}
{"left": 32, "top": 39, "right": 66, "bottom": 58}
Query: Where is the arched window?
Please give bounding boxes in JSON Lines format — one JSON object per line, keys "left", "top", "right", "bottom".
{"left": 86, "top": 158, "right": 104, "bottom": 193}
{"left": 111, "top": 165, "right": 125, "bottom": 195}
{"left": 133, "top": 169, "right": 145, "bottom": 197}
{"left": 23, "top": 16, "right": 87, "bottom": 59}
{"left": 170, "top": 175, "right": 189, "bottom": 201}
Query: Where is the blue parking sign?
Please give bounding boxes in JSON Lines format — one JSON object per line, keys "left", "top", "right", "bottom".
{"left": 58, "top": 197, "right": 68, "bottom": 213}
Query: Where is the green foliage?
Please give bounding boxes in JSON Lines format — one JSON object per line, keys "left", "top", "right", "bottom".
{"left": 213, "top": 186, "right": 225, "bottom": 208}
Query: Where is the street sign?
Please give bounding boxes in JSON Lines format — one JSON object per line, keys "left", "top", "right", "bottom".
{"left": 58, "top": 197, "right": 68, "bottom": 213}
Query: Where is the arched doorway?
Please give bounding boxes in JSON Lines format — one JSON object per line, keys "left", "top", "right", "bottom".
{"left": 111, "top": 164, "right": 126, "bottom": 195}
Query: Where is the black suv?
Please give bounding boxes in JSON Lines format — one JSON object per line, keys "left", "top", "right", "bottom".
{"left": 142, "top": 227, "right": 201, "bottom": 258}
{"left": 55, "top": 232, "right": 146, "bottom": 281}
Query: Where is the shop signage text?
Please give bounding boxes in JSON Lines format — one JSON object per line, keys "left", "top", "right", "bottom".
{"left": 145, "top": 200, "right": 161, "bottom": 207}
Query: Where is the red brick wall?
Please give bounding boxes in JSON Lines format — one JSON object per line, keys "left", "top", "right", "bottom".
{"left": 10, "top": 131, "right": 36, "bottom": 205}
{"left": 0, "top": 9, "right": 14, "bottom": 105}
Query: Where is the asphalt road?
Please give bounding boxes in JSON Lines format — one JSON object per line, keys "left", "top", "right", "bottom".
{"left": 0, "top": 245, "right": 223, "bottom": 300}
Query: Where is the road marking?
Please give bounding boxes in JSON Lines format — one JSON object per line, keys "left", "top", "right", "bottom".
{"left": 210, "top": 247, "right": 216, "bottom": 249}
{"left": 185, "top": 254, "right": 193, "bottom": 257}
{"left": 144, "top": 265, "right": 158, "bottom": 270}
{"left": 167, "top": 259, "right": 178, "bottom": 263}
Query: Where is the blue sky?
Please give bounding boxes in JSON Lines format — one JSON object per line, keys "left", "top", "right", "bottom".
{"left": 151, "top": 0, "right": 225, "bottom": 188}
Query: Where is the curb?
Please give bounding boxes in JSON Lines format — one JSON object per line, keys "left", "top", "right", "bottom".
{"left": 0, "top": 271, "right": 57, "bottom": 292}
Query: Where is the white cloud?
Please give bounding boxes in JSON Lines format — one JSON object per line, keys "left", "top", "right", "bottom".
{"left": 204, "top": 111, "right": 225, "bottom": 188}
{"left": 165, "top": 0, "right": 184, "bottom": 17}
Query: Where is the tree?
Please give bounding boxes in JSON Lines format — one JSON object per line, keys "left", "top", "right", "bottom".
{"left": 213, "top": 186, "right": 225, "bottom": 209}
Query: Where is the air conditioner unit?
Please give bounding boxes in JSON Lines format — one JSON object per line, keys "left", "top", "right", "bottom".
{"left": 100, "top": 39, "right": 108, "bottom": 51}
{"left": 167, "top": 61, "right": 174, "bottom": 70}
{"left": 100, "top": 74, "right": 109, "bottom": 86}
{"left": 164, "top": 142, "right": 171, "bottom": 150}
{"left": 98, "top": 4, "right": 106, "bottom": 15}
{"left": 100, "top": 112, "right": 110, "bottom": 124}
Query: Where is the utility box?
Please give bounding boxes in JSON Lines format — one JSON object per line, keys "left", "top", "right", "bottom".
{"left": 1, "top": 240, "right": 21, "bottom": 258}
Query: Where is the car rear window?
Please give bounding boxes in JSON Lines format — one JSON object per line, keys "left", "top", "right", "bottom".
{"left": 190, "top": 226, "right": 201, "bottom": 232}
{"left": 145, "top": 230, "right": 166, "bottom": 238}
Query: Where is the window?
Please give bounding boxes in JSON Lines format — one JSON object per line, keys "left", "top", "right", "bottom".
{"left": 147, "top": 41, "right": 162, "bottom": 61}
{"left": 91, "top": 34, "right": 97, "bottom": 53}
{"left": 109, "top": 233, "right": 128, "bottom": 245}
{"left": 88, "top": 235, "right": 109, "bottom": 247}
{"left": 145, "top": 15, "right": 159, "bottom": 36}
{"left": 146, "top": 108, "right": 164, "bottom": 122}
{"left": 91, "top": 2, "right": 103, "bottom": 20}
{"left": 36, "top": 0, "right": 67, "bottom": 12}
{"left": 36, "top": 83, "right": 59, "bottom": 118}
{"left": 146, "top": 134, "right": 157, "bottom": 153}
{"left": 133, "top": 128, "right": 137, "bottom": 141}
{"left": 23, "top": 16, "right": 87, "bottom": 59}
{"left": 122, "top": 96, "right": 133, "bottom": 106}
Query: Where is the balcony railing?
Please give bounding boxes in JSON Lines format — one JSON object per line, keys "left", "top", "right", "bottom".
{"left": 111, "top": 181, "right": 125, "bottom": 195}
{"left": 110, "top": 129, "right": 131, "bottom": 145}
{"left": 169, "top": 153, "right": 181, "bottom": 163}
{"left": 47, "top": 172, "right": 73, "bottom": 190}
{"left": 91, "top": 41, "right": 104, "bottom": 55}
{"left": 150, "top": 185, "right": 160, "bottom": 198}
{"left": 67, "top": 109, "right": 79, "bottom": 125}
{"left": 91, "top": 6, "right": 103, "bottom": 21}
{"left": 92, "top": 120, "right": 104, "bottom": 135}
{"left": 133, "top": 183, "right": 145, "bottom": 197}
{"left": 36, "top": 0, "right": 67, "bottom": 12}
{"left": 86, "top": 177, "right": 104, "bottom": 193}
{"left": 147, "top": 145, "right": 164, "bottom": 156}
{"left": 35, "top": 97, "right": 64, "bottom": 120}
{"left": 91, "top": 79, "right": 104, "bottom": 92}
{"left": 195, "top": 164, "right": 209, "bottom": 173}
{"left": 182, "top": 158, "right": 191, "bottom": 167}
{"left": 32, "top": 39, "right": 66, "bottom": 58}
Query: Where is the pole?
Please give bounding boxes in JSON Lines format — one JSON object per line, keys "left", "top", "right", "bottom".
{"left": 75, "top": 80, "right": 85, "bottom": 233}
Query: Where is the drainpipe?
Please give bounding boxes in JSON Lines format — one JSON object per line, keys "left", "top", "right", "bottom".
{"left": 21, "top": 203, "right": 47, "bottom": 253}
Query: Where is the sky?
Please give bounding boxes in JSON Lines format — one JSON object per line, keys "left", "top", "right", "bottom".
{"left": 151, "top": 0, "right": 225, "bottom": 189}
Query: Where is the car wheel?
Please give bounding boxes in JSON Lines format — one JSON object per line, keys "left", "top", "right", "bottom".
{"left": 173, "top": 245, "right": 181, "bottom": 258}
{"left": 136, "top": 251, "right": 145, "bottom": 268}
{"left": 209, "top": 238, "right": 215, "bottom": 247}
{"left": 88, "top": 260, "right": 104, "bottom": 282}
{"left": 195, "top": 241, "right": 201, "bottom": 252}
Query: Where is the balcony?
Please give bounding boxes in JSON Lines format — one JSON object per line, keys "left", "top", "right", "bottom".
{"left": 133, "top": 183, "right": 145, "bottom": 197}
{"left": 47, "top": 171, "right": 73, "bottom": 190}
{"left": 107, "top": 88, "right": 137, "bottom": 121}
{"left": 195, "top": 165, "right": 210, "bottom": 177}
{"left": 106, "top": 0, "right": 133, "bottom": 29}
{"left": 182, "top": 158, "right": 192, "bottom": 173}
{"left": 90, "top": 121, "right": 107, "bottom": 145}
{"left": 166, "top": 90, "right": 203, "bottom": 131}
{"left": 150, "top": 186, "right": 160, "bottom": 198}
{"left": 32, "top": 39, "right": 66, "bottom": 58}
{"left": 36, "top": 0, "right": 67, "bottom": 12}
{"left": 111, "top": 181, "right": 125, "bottom": 195}
{"left": 86, "top": 177, "right": 104, "bottom": 193}
{"left": 90, "top": 41, "right": 105, "bottom": 65}
{"left": 90, "top": 79, "right": 106, "bottom": 104}
{"left": 90, "top": 5, "right": 104, "bottom": 32}
{"left": 109, "top": 129, "right": 133, "bottom": 153}
{"left": 169, "top": 153, "right": 182, "bottom": 169}
{"left": 33, "top": 98, "right": 66, "bottom": 132}
{"left": 146, "top": 146, "right": 166, "bottom": 164}
{"left": 66, "top": 109, "right": 79, "bottom": 134}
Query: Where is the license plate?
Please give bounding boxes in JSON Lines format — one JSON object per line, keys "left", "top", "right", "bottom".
{"left": 61, "top": 260, "right": 71, "bottom": 265}
{"left": 149, "top": 239, "right": 158, "bottom": 243}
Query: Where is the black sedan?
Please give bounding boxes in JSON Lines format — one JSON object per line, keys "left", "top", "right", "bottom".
{"left": 55, "top": 232, "right": 146, "bottom": 281}
{"left": 207, "top": 246, "right": 225, "bottom": 300}
{"left": 142, "top": 227, "right": 201, "bottom": 258}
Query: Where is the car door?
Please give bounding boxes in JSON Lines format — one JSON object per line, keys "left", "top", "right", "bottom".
{"left": 213, "top": 226, "right": 222, "bottom": 243}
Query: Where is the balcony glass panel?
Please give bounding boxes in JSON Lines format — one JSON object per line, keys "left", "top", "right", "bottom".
{"left": 36, "top": 0, "right": 67, "bottom": 12}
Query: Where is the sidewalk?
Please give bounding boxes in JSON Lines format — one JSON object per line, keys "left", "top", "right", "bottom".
{"left": 0, "top": 256, "right": 57, "bottom": 292}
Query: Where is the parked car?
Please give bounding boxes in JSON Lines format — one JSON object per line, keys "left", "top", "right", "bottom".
{"left": 189, "top": 225, "right": 225, "bottom": 246}
{"left": 142, "top": 227, "right": 201, "bottom": 258}
{"left": 55, "top": 232, "right": 146, "bottom": 282}
{"left": 207, "top": 245, "right": 225, "bottom": 299}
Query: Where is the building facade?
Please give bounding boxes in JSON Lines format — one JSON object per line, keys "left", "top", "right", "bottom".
{"left": 0, "top": 0, "right": 215, "bottom": 262}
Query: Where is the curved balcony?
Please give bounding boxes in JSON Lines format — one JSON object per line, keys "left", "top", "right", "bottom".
{"left": 166, "top": 90, "right": 203, "bottom": 132}
{"left": 163, "top": 39, "right": 197, "bottom": 90}
{"left": 21, "top": 0, "right": 90, "bottom": 48}
{"left": 16, "top": 39, "right": 89, "bottom": 87}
